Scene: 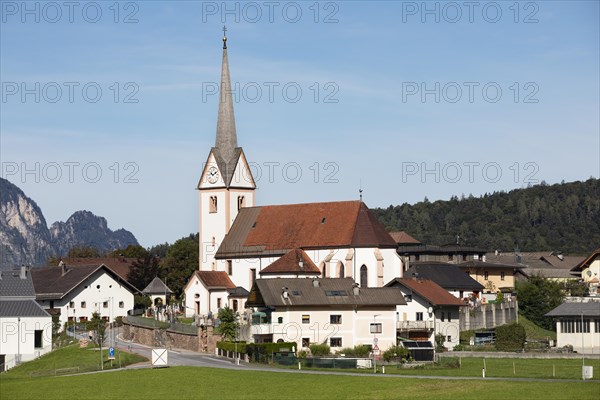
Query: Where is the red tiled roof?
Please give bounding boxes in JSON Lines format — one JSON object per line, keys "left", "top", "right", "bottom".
{"left": 389, "top": 231, "right": 421, "bottom": 244}
{"left": 50, "top": 257, "right": 136, "bottom": 282}
{"left": 217, "top": 201, "right": 396, "bottom": 258}
{"left": 394, "top": 278, "right": 466, "bottom": 307}
{"left": 260, "top": 249, "right": 321, "bottom": 275}
{"left": 194, "top": 271, "right": 235, "bottom": 289}
{"left": 571, "top": 247, "right": 600, "bottom": 272}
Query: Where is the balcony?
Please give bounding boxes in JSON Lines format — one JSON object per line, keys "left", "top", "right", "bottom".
{"left": 397, "top": 320, "right": 434, "bottom": 331}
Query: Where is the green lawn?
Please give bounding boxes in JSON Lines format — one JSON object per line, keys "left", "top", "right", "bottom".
{"left": 1, "top": 366, "right": 598, "bottom": 400}
{"left": 1, "top": 344, "right": 147, "bottom": 379}
{"left": 519, "top": 315, "right": 557, "bottom": 341}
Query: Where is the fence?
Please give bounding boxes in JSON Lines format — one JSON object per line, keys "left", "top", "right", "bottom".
{"left": 125, "top": 316, "right": 170, "bottom": 330}
{"left": 168, "top": 322, "right": 198, "bottom": 335}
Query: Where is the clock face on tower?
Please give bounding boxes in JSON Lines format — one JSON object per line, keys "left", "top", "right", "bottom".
{"left": 207, "top": 166, "right": 219, "bottom": 184}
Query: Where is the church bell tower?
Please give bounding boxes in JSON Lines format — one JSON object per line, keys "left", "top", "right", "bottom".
{"left": 197, "top": 28, "right": 256, "bottom": 270}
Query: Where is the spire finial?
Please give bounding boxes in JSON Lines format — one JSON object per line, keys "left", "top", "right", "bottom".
{"left": 222, "top": 25, "right": 227, "bottom": 49}
{"left": 359, "top": 180, "right": 363, "bottom": 201}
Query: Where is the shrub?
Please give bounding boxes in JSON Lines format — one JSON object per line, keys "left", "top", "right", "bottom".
{"left": 382, "top": 345, "right": 411, "bottom": 363}
{"left": 453, "top": 344, "right": 465, "bottom": 351}
{"left": 309, "top": 343, "right": 331, "bottom": 356}
{"left": 297, "top": 350, "right": 308, "bottom": 359}
{"left": 495, "top": 322, "right": 526, "bottom": 351}
{"left": 338, "top": 345, "right": 371, "bottom": 357}
{"left": 435, "top": 333, "right": 446, "bottom": 352}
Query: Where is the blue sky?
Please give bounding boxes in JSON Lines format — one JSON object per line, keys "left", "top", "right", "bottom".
{"left": 1, "top": 1, "right": 599, "bottom": 247}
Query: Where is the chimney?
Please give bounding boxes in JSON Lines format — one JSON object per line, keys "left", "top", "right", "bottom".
{"left": 299, "top": 260, "right": 304, "bottom": 269}
{"left": 20, "top": 265, "right": 28, "bottom": 279}
{"left": 59, "top": 260, "right": 67, "bottom": 276}
{"left": 352, "top": 282, "right": 359, "bottom": 296}
{"left": 282, "top": 287, "right": 289, "bottom": 299}
{"left": 312, "top": 278, "right": 319, "bottom": 288}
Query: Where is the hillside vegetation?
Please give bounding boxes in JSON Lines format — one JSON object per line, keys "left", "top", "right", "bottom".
{"left": 373, "top": 178, "right": 600, "bottom": 254}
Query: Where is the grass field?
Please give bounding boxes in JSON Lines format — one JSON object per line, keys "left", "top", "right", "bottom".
{"left": 518, "top": 315, "right": 557, "bottom": 341}
{"left": 1, "top": 344, "right": 147, "bottom": 378}
{"left": 1, "top": 366, "right": 599, "bottom": 400}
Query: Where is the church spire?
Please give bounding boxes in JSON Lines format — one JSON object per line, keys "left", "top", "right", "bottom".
{"left": 215, "top": 26, "right": 237, "bottom": 165}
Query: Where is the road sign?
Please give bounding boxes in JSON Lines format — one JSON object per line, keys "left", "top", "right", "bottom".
{"left": 373, "top": 344, "right": 379, "bottom": 351}
{"left": 108, "top": 347, "right": 115, "bottom": 360}
{"left": 373, "top": 338, "right": 378, "bottom": 344}
{"left": 152, "top": 349, "right": 168, "bottom": 367}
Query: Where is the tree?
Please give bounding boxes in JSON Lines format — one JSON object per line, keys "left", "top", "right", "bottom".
{"left": 216, "top": 306, "right": 238, "bottom": 341}
{"left": 159, "top": 234, "right": 199, "bottom": 297}
{"left": 127, "top": 253, "right": 160, "bottom": 291}
{"left": 68, "top": 246, "right": 100, "bottom": 258}
{"left": 111, "top": 245, "right": 148, "bottom": 259}
{"left": 516, "top": 275, "right": 564, "bottom": 330}
{"left": 86, "top": 312, "right": 106, "bottom": 347}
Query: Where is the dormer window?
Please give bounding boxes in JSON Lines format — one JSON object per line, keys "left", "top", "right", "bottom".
{"left": 321, "top": 217, "right": 326, "bottom": 224}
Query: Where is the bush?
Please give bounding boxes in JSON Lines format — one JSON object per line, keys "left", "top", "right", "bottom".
{"left": 382, "top": 345, "right": 411, "bottom": 363}
{"left": 338, "top": 345, "right": 371, "bottom": 357}
{"left": 495, "top": 322, "right": 526, "bottom": 351}
{"left": 297, "top": 350, "right": 308, "bottom": 359}
{"left": 453, "top": 344, "right": 465, "bottom": 351}
{"left": 435, "top": 333, "right": 446, "bottom": 352}
{"left": 309, "top": 343, "right": 331, "bottom": 356}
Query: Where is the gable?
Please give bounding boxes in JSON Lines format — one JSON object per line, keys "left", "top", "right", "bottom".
{"left": 197, "top": 150, "right": 226, "bottom": 189}
{"left": 228, "top": 149, "right": 255, "bottom": 188}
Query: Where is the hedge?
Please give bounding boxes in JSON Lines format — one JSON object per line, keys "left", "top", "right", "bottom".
{"left": 217, "top": 341, "right": 297, "bottom": 356}
{"left": 495, "top": 322, "right": 526, "bottom": 351}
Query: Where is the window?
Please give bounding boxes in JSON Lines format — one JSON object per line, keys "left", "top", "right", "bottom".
{"left": 119, "top": 301, "right": 124, "bottom": 308}
{"left": 322, "top": 263, "right": 327, "bottom": 278}
{"left": 103, "top": 301, "right": 108, "bottom": 308}
{"left": 330, "top": 315, "right": 342, "bottom": 324}
{"left": 237, "top": 196, "right": 245, "bottom": 210}
{"left": 217, "top": 298, "right": 222, "bottom": 309}
{"left": 448, "top": 254, "right": 453, "bottom": 261}
{"left": 250, "top": 269, "right": 256, "bottom": 284}
{"left": 79, "top": 316, "right": 88, "bottom": 322}
{"left": 69, "top": 301, "right": 75, "bottom": 308}
{"left": 302, "top": 315, "right": 310, "bottom": 324}
{"left": 338, "top": 262, "right": 345, "bottom": 278}
{"left": 448, "top": 312, "right": 452, "bottom": 322}
{"left": 34, "top": 330, "right": 43, "bottom": 348}
{"left": 227, "top": 260, "right": 233, "bottom": 275}
{"left": 330, "top": 337, "right": 342, "bottom": 347}
{"left": 462, "top": 254, "right": 467, "bottom": 261}
{"left": 360, "top": 265, "right": 368, "bottom": 288}
{"left": 302, "top": 337, "right": 310, "bottom": 348}
{"left": 370, "top": 323, "right": 382, "bottom": 334}
{"left": 447, "top": 336, "right": 452, "bottom": 342}
{"left": 500, "top": 271, "right": 505, "bottom": 281}
{"left": 416, "top": 312, "right": 424, "bottom": 321}
{"left": 80, "top": 301, "right": 86, "bottom": 308}
{"left": 209, "top": 196, "right": 218, "bottom": 213}
{"left": 484, "top": 271, "right": 489, "bottom": 280}
{"left": 233, "top": 299, "right": 238, "bottom": 312}
{"left": 595, "top": 319, "right": 600, "bottom": 333}
{"left": 277, "top": 317, "right": 283, "bottom": 324}
{"left": 441, "top": 312, "right": 445, "bottom": 322}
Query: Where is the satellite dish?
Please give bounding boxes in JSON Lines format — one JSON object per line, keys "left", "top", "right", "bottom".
{"left": 427, "top": 307, "right": 433, "bottom": 314}
{"left": 587, "top": 270, "right": 592, "bottom": 277}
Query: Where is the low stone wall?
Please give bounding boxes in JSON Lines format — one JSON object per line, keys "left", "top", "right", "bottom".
{"left": 122, "top": 319, "right": 221, "bottom": 353}
{"left": 460, "top": 301, "right": 518, "bottom": 331}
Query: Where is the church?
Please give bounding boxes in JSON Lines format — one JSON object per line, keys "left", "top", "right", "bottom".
{"left": 183, "top": 31, "right": 405, "bottom": 322}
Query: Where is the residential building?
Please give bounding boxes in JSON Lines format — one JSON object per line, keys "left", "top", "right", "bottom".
{"left": 246, "top": 278, "right": 405, "bottom": 353}
{"left": 385, "top": 278, "right": 467, "bottom": 349}
{"left": 458, "top": 260, "right": 524, "bottom": 294}
{"left": 31, "top": 263, "right": 138, "bottom": 328}
{"left": 570, "top": 248, "right": 600, "bottom": 295}
{"left": 0, "top": 267, "right": 52, "bottom": 371}
{"left": 546, "top": 301, "right": 600, "bottom": 353}
{"left": 184, "top": 270, "right": 236, "bottom": 316}
{"left": 405, "top": 262, "right": 484, "bottom": 300}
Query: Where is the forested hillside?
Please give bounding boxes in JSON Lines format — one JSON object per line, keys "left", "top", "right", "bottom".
{"left": 372, "top": 178, "right": 600, "bottom": 254}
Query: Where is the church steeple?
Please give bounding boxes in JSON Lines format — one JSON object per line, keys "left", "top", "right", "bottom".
{"left": 215, "top": 26, "right": 237, "bottom": 166}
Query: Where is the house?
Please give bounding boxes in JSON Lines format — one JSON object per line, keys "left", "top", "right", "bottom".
{"left": 570, "top": 248, "right": 600, "bottom": 295}
{"left": 385, "top": 278, "right": 467, "bottom": 349}
{"left": 458, "top": 260, "right": 524, "bottom": 294}
{"left": 545, "top": 301, "right": 600, "bottom": 353}
{"left": 486, "top": 251, "right": 582, "bottom": 282}
{"left": 142, "top": 277, "right": 173, "bottom": 306}
{"left": 397, "top": 243, "right": 487, "bottom": 266}
{"left": 184, "top": 270, "right": 237, "bottom": 316}
{"left": 0, "top": 267, "right": 52, "bottom": 371}
{"left": 31, "top": 262, "right": 138, "bottom": 328}
{"left": 246, "top": 278, "right": 406, "bottom": 353}
{"left": 405, "top": 262, "right": 485, "bottom": 300}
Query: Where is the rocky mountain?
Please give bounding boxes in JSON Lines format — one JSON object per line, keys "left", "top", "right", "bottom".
{"left": 0, "top": 178, "right": 139, "bottom": 268}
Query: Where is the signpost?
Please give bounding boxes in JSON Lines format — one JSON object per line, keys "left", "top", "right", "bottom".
{"left": 108, "top": 347, "right": 115, "bottom": 360}
{"left": 152, "top": 349, "right": 168, "bottom": 368}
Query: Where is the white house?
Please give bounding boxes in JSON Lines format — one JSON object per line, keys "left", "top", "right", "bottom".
{"left": 385, "top": 278, "right": 467, "bottom": 349}
{"left": 570, "top": 248, "right": 600, "bottom": 295}
{"left": 0, "top": 267, "right": 52, "bottom": 371}
{"left": 184, "top": 270, "right": 238, "bottom": 317}
{"left": 31, "top": 263, "right": 138, "bottom": 328}
{"left": 546, "top": 301, "right": 600, "bottom": 354}
{"left": 246, "top": 277, "right": 406, "bottom": 353}
{"left": 142, "top": 277, "right": 173, "bottom": 306}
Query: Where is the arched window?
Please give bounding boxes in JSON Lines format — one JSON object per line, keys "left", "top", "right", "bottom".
{"left": 360, "top": 265, "right": 368, "bottom": 288}
{"left": 337, "top": 261, "right": 345, "bottom": 278}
